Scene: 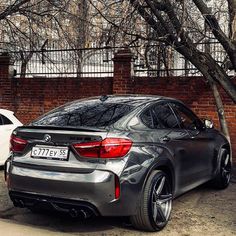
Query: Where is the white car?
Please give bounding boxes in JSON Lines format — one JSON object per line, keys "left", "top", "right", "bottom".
{"left": 0, "top": 109, "right": 22, "bottom": 166}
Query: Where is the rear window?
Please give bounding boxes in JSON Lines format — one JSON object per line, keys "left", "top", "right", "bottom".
{"left": 32, "top": 101, "right": 134, "bottom": 128}
{"left": 0, "top": 114, "right": 13, "bottom": 125}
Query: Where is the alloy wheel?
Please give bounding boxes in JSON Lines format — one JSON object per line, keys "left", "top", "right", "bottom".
{"left": 221, "top": 153, "right": 231, "bottom": 184}
{"left": 151, "top": 175, "right": 172, "bottom": 225}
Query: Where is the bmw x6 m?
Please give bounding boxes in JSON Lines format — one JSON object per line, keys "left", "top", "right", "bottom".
{"left": 5, "top": 95, "right": 232, "bottom": 231}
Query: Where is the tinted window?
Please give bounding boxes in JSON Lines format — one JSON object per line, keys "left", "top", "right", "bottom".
{"left": 171, "top": 103, "right": 198, "bottom": 130}
{"left": 32, "top": 102, "right": 133, "bottom": 127}
{"left": 1, "top": 115, "right": 13, "bottom": 125}
{"left": 141, "top": 109, "right": 154, "bottom": 128}
{"left": 152, "top": 103, "right": 179, "bottom": 129}
{"left": 141, "top": 103, "right": 179, "bottom": 129}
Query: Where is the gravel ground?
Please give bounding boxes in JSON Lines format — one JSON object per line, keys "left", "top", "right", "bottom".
{"left": 0, "top": 167, "right": 235, "bottom": 236}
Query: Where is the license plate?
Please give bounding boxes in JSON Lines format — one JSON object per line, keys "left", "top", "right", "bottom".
{"left": 31, "top": 145, "right": 69, "bottom": 161}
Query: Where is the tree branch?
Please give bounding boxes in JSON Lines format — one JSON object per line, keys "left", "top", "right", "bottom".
{"left": 192, "top": 0, "right": 236, "bottom": 69}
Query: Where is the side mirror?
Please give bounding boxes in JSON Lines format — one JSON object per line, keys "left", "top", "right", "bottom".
{"left": 204, "top": 119, "right": 214, "bottom": 129}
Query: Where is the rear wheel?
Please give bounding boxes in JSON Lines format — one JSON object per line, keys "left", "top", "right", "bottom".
{"left": 212, "top": 149, "right": 231, "bottom": 189}
{"left": 130, "top": 170, "right": 172, "bottom": 231}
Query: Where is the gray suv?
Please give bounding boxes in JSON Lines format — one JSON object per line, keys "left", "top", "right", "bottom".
{"left": 5, "top": 95, "right": 231, "bottom": 231}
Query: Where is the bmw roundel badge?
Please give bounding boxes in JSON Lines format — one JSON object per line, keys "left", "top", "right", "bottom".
{"left": 44, "top": 134, "right": 51, "bottom": 142}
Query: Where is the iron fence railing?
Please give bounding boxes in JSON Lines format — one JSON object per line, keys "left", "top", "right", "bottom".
{"left": 1, "top": 41, "right": 230, "bottom": 78}
{"left": 7, "top": 46, "right": 119, "bottom": 78}
{"left": 133, "top": 41, "right": 228, "bottom": 77}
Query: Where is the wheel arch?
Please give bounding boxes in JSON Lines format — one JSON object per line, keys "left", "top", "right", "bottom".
{"left": 143, "top": 158, "right": 176, "bottom": 197}
{"left": 214, "top": 141, "right": 232, "bottom": 176}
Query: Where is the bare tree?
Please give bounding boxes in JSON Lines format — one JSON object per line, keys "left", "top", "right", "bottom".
{"left": 89, "top": 0, "right": 236, "bottom": 138}
{"left": 0, "top": 0, "right": 95, "bottom": 76}
{"left": 0, "top": 0, "right": 235, "bottom": 138}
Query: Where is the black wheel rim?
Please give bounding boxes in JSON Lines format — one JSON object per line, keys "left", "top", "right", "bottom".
{"left": 221, "top": 152, "right": 231, "bottom": 184}
{"left": 151, "top": 175, "right": 172, "bottom": 226}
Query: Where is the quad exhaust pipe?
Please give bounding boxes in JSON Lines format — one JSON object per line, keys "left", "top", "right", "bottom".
{"left": 12, "top": 197, "right": 93, "bottom": 219}
{"left": 51, "top": 203, "right": 90, "bottom": 219}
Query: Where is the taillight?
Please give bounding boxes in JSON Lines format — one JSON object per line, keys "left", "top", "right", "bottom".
{"left": 73, "top": 138, "right": 132, "bottom": 159}
{"left": 10, "top": 135, "right": 28, "bottom": 153}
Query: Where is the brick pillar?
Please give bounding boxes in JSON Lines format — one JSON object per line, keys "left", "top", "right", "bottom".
{"left": 0, "top": 53, "right": 11, "bottom": 79}
{"left": 112, "top": 48, "right": 134, "bottom": 94}
{"left": 0, "top": 53, "right": 15, "bottom": 110}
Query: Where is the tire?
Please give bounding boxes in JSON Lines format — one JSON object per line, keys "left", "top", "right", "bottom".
{"left": 211, "top": 149, "right": 231, "bottom": 189}
{"left": 130, "top": 170, "right": 172, "bottom": 232}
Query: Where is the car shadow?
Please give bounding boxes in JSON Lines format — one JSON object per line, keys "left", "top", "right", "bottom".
{"left": 0, "top": 206, "right": 135, "bottom": 233}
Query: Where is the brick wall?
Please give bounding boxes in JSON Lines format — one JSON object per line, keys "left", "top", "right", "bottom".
{"left": 0, "top": 52, "right": 235, "bottom": 162}
{"left": 9, "top": 77, "right": 113, "bottom": 122}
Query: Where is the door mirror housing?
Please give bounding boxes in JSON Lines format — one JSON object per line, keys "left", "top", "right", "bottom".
{"left": 204, "top": 119, "right": 214, "bottom": 129}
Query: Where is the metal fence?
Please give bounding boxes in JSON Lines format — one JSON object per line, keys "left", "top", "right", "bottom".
{"left": 3, "top": 41, "right": 230, "bottom": 78}
{"left": 7, "top": 46, "right": 117, "bottom": 78}
{"left": 133, "top": 41, "right": 228, "bottom": 77}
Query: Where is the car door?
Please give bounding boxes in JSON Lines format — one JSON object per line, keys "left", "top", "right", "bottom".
{"left": 148, "top": 102, "right": 200, "bottom": 193}
{"left": 169, "top": 102, "right": 215, "bottom": 185}
{"left": 0, "top": 114, "right": 15, "bottom": 164}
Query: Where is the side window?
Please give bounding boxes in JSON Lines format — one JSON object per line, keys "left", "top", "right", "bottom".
{"left": 171, "top": 103, "right": 198, "bottom": 130}
{"left": 152, "top": 103, "right": 180, "bottom": 129}
{"left": 140, "top": 108, "right": 155, "bottom": 128}
{"left": 1, "top": 115, "right": 13, "bottom": 125}
{"left": 0, "top": 116, "right": 3, "bottom": 125}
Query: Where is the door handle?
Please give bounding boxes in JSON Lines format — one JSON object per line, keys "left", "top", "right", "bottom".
{"left": 161, "top": 136, "right": 170, "bottom": 142}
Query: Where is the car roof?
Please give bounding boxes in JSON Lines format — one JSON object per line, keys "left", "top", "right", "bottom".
{"left": 72, "top": 94, "right": 178, "bottom": 107}
{"left": 0, "top": 109, "right": 14, "bottom": 115}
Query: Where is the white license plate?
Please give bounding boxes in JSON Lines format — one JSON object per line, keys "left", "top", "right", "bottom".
{"left": 31, "top": 145, "right": 69, "bottom": 161}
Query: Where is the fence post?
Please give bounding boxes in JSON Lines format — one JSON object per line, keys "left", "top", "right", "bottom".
{"left": 112, "top": 48, "right": 134, "bottom": 94}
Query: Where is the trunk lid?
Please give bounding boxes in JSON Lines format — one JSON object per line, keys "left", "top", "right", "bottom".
{"left": 11, "top": 125, "right": 108, "bottom": 168}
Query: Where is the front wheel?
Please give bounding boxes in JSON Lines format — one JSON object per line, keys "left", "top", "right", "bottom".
{"left": 130, "top": 170, "right": 172, "bottom": 231}
{"left": 211, "top": 149, "right": 231, "bottom": 189}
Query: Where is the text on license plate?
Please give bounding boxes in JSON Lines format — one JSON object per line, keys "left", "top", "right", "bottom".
{"left": 31, "top": 145, "right": 69, "bottom": 160}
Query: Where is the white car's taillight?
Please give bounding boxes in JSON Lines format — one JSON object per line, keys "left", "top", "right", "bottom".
{"left": 10, "top": 134, "right": 28, "bottom": 153}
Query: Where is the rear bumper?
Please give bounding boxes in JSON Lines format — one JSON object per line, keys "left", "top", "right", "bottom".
{"left": 9, "top": 191, "right": 99, "bottom": 217}
{"left": 7, "top": 162, "right": 141, "bottom": 216}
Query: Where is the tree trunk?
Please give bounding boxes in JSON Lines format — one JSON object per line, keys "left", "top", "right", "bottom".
{"left": 210, "top": 81, "right": 230, "bottom": 142}
{"left": 20, "top": 61, "right": 27, "bottom": 78}
{"left": 175, "top": 44, "right": 236, "bottom": 103}
{"left": 128, "top": 0, "right": 236, "bottom": 103}
{"left": 76, "top": 0, "right": 88, "bottom": 77}
{"left": 227, "top": 0, "right": 236, "bottom": 40}
{"left": 193, "top": 0, "right": 236, "bottom": 69}
{"left": 127, "top": 0, "right": 234, "bottom": 142}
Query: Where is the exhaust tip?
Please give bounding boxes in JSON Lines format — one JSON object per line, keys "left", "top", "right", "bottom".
{"left": 69, "top": 208, "right": 78, "bottom": 218}
{"left": 79, "top": 209, "right": 88, "bottom": 219}
{"left": 13, "top": 199, "right": 25, "bottom": 208}
{"left": 69, "top": 208, "right": 90, "bottom": 219}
